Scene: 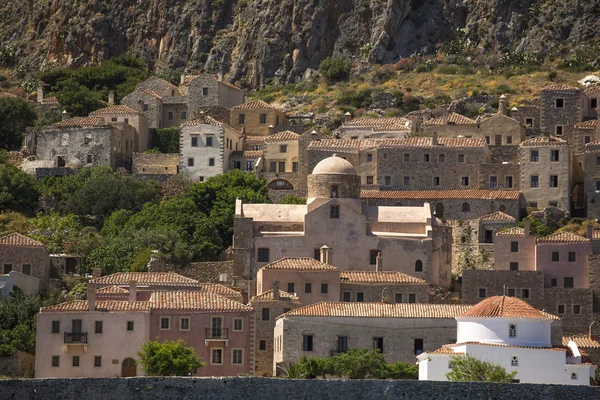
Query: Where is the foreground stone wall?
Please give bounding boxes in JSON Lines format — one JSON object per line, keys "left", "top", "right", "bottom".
{"left": 1, "top": 377, "right": 598, "bottom": 400}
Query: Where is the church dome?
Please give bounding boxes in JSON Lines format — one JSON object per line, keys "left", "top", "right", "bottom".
{"left": 312, "top": 154, "right": 357, "bottom": 176}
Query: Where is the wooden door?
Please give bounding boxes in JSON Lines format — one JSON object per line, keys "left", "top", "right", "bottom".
{"left": 122, "top": 358, "right": 137, "bottom": 377}
{"left": 72, "top": 319, "right": 82, "bottom": 333}
{"left": 211, "top": 317, "right": 223, "bottom": 338}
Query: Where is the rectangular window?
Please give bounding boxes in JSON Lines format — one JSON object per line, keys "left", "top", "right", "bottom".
{"left": 303, "top": 335, "right": 314, "bottom": 351}
{"left": 551, "top": 150, "right": 559, "bottom": 162}
{"left": 530, "top": 175, "right": 539, "bottom": 188}
{"left": 179, "top": 317, "right": 190, "bottom": 331}
{"left": 461, "top": 176, "right": 469, "bottom": 186}
{"left": 374, "top": 337, "right": 384, "bottom": 353}
{"left": 191, "top": 136, "right": 198, "bottom": 147}
{"left": 95, "top": 321, "right": 103, "bottom": 334}
{"left": 233, "top": 161, "right": 241, "bottom": 170}
{"left": 280, "top": 145, "right": 287, "bottom": 153}
{"left": 433, "top": 177, "right": 440, "bottom": 186}
{"left": 321, "top": 283, "right": 328, "bottom": 294}
{"left": 423, "top": 154, "right": 430, "bottom": 162}
{"left": 510, "top": 241, "right": 519, "bottom": 252}
{"left": 342, "top": 291, "right": 350, "bottom": 302}
{"left": 408, "top": 293, "right": 416, "bottom": 303}
{"left": 22, "top": 264, "right": 31, "bottom": 275}
{"left": 509, "top": 324, "right": 517, "bottom": 338}
{"left": 551, "top": 278, "right": 557, "bottom": 287}
{"left": 278, "top": 162, "right": 285, "bottom": 172}
{"left": 305, "top": 283, "right": 312, "bottom": 294}
{"left": 211, "top": 349, "right": 223, "bottom": 364}
{"left": 573, "top": 305, "right": 581, "bottom": 314}
{"left": 557, "top": 305, "right": 565, "bottom": 314}
{"left": 337, "top": 336, "right": 348, "bottom": 353}
{"left": 556, "top": 98, "right": 564, "bottom": 108}
{"left": 52, "top": 320, "right": 60, "bottom": 334}
{"left": 206, "top": 136, "right": 213, "bottom": 147}
{"left": 94, "top": 356, "right": 101, "bottom": 367}
{"left": 127, "top": 321, "right": 134, "bottom": 331}
{"left": 525, "top": 118, "right": 533, "bottom": 127}
{"left": 84, "top": 134, "right": 92, "bottom": 145}
{"left": 314, "top": 248, "right": 320, "bottom": 260}
{"left": 505, "top": 176, "right": 513, "bottom": 188}
{"left": 384, "top": 176, "right": 391, "bottom": 186}
{"left": 414, "top": 339, "right": 424, "bottom": 355}
{"left": 187, "top": 157, "right": 194, "bottom": 167}
{"left": 160, "top": 317, "right": 170, "bottom": 330}
{"left": 549, "top": 201, "right": 558, "bottom": 207}
{"left": 490, "top": 176, "right": 497, "bottom": 189}
{"left": 458, "top": 154, "right": 465, "bottom": 162}
{"left": 287, "top": 282, "right": 295, "bottom": 294}
{"left": 366, "top": 176, "right": 374, "bottom": 185}
{"left": 259, "top": 114, "right": 267, "bottom": 124}
{"left": 238, "top": 114, "right": 245, "bottom": 124}
{"left": 369, "top": 250, "right": 380, "bottom": 265}
{"left": 208, "top": 158, "right": 215, "bottom": 167}
{"left": 367, "top": 153, "right": 373, "bottom": 162}
{"left": 552, "top": 252, "right": 559, "bottom": 262}
{"left": 269, "top": 161, "right": 277, "bottom": 172}
{"left": 52, "top": 356, "right": 59, "bottom": 367}
{"left": 522, "top": 289, "right": 529, "bottom": 299}
{"left": 530, "top": 150, "right": 539, "bottom": 162}
{"left": 403, "top": 176, "right": 410, "bottom": 186}
{"left": 395, "top": 293, "right": 403, "bottom": 303}
{"left": 530, "top": 201, "right": 538, "bottom": 208}
{"left": 439, "top": 154, "right": 445, "bottom": 162}
{"left": 143, "top": 104, "right": 149, "bottom": 112}
{"left": 330, "top": 205, "right": 340, "bottom": 219}
{"left": 568, "top": 252, "right": 576, "bottom": 262}
{"left": 181, "top": 111, "right": 187, "bottom": 120}
{"left": 404, "top": 154, "right": 410, "bottom": 162}
{"left": 507, "top": 288, "right": 516, "bottom": 297}
{"left": 257, "top": 248, "right": 269, "bottom": 262}
{"left": 485, "top": 136, "right": 490, "bottom": 144}
{"left": 357, "top": 292, "right": 364, "bottom": 302}
{"left": 246, "top": 161, "right": 255, "bottom": 171}
{"left": 556, "top": 125, "right": 563, "bottom": 136}
{"left": 510, "top": 262, "right": 519, "bottom": 271}
{"left": 168, "top": 111, "right": 173, "bottom": 120}
{"left": 585, "top": 136, "right": 591, "bottom": 145}
{"left": 261, "top": 308, "right": 270, "bottom": 321}
{"left": 549, "top": 175, "right": 558, "bottom": 188}
{"left": 564, "top": 277, "right": 574, "bottom": 288}
{"left": 259, "top": 340, "right": 266, "bottom": 351}
{"left": 292, "top": 162, "right": 298, "bottom": 172}
{"left": 3, "top": 264, "right": 11, "bottom": 274}
{"left": 202, "top": 87, "right": 209, "bottom": 96}
{"left": 597, "top": 181, "right": 600, "bottom": 191}
{"left": 592, "top": 98, "right": 598, "bottom": 109}
{"left": 72, "top": 356, "right": 80, "bottom": 367}
{"left": 506, "top": 136, "right": 512, "bottom": 144}
{"left": 232, "top": 349, "right": 243, "bottom": 365}
{"left": 495, "top": 135, "right": 502, "bottom": 145}
{"left": 478, "top": 288, "right": 486, "bottom": 298}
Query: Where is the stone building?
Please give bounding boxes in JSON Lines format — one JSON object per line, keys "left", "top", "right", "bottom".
{"left": 89, "top": 105, "right": 150, "bottom": 153}
{"left": 339, "top": 117, "right": 413, "bottom": 139}
{"left": 249, "top": 283, "right": 301, "bottom": 377}
{"left": 131, "top": 153, "right": 180, "bottom": 175}
{"left": 179, "top": 115, "right": 243, "bottom": 181}
{"left": 583, "top": 86, "right": 600, "bottom": 120}
{"left": 540, "top": 84, "right": 583, "bottom": 138}
{"left": 339, "top": 271, "right": 429, "bottom": 304}
{"left": 229, "top": 100, "right": 288, "bottom": 136}
{"left": 519, "top": 135, "right": 571, "bottom": 211}
{"left": 419, "top": 112, "right": 477, "bottom": 137}
{"left": 32, "top": 117, "right": 135, "bottom": 171}
{"left": 583, "top": 138, "right": 600, "bottom": 218}
{"left": 273, "top": 302, "right": 471, "bottom": 374}
{"left": 89, "top": 271, "right": 201, "bottom": 291}
{"left": 0, "top": 233, "right": 50, "bottom": 292}
{"left": 232, "top": 155, "right": 453, "bottom": 290}
{"left": 0, "top": 271, "right": 40, "bottom": 297}
{"left": 510, "top": 104, "right": 541, "bottom": 136}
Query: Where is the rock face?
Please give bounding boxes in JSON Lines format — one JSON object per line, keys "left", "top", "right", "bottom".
{"left": 1, "top": 0, "right": 599, "bottom": 88}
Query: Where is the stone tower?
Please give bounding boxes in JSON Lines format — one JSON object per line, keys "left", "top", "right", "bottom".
{"left": 498, "top": 94, "right": 508, "bottom": 115}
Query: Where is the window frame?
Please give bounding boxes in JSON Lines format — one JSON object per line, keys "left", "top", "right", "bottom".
{"left": 205, "top": 136, "right": 214, "bottom": 147}
{"left": 231, "top": 348, "right": 244, "bottom": 365}
{"left": 159, "top": 316, "right": 171, "bottom": 331}
{"left": 180, "top": 317, "right": 190, "bottom": 331}
{"left": 95, "top": 320, "right": 103, "bottom": 334}
{"left": 233, "top": 318, "right": 244, "bottom": 332}
{"left": 261, "top": 308, "right": 270, "bottom": 321}
{"left": 52, "top": 320, "right": 60, "bottom": 334}
{"left": 509, "top": 324, "right": 517, "bottom": 338}
{"left": 126, "top": 321, "right": 134, "bottom": 331}
{"left": 302, "top": 334, "right": 314, "bottom": 351}
{"left": 330, "top": 205, "right": 340, "bottom": 219}
{"left": 257, "top": 248, "right": 269, "bottom": 263}
{"left": 52, "top": 355, "right": 60, "bottom": 367}
{"left": 94, "top": 355, "right": 102, "bottom": 368}
{"left": 478, "top": 288, "right": 487, "bottom": 298}
{"left": 210, "top": 348, "right": 224, "bottom": 365}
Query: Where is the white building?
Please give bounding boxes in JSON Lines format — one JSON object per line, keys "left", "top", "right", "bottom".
{"left": 417, "top": 296, "right": 596, "bottom": 385}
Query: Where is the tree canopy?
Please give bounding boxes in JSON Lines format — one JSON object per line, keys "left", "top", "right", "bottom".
{"left": 138, "top": 339, "right": 205, "bottom": 376}
{"left": 0, "top": 97, "right": 37, "bottom": 150}
{"left": 446, "top": 355, "right": 517, "bottom": 383}
{"left": 0, "top": 162, "right": 39, "bottom": 215}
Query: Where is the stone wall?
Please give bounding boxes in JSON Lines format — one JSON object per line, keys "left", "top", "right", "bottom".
{"left": 35, "top": 167, "right": 74, "bottom": 181}
{"left": 543, "top": 288, "right": 593, "bottom": 335}
{"left": 339, "top": 282, "right": 429, "bottom": 303}
{"left": 0, "top": 352, "right": 34, "bottom": 378}
{"left": 1, "top": 377, "right": 599, "bottom": 399}
{"left": 131, "top": 153, "right": 180, "bottom": 175}
{"left": 540, "top": 88, "right": 582, "bottom": 137}
{"left": 462, "top": 270, "right": 545, "bottom": 308}
{"left": 478, "top": 162, "right": 520, "bottom": 190}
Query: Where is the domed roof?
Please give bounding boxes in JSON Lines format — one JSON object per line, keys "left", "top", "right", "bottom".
{"left": 460, "top": 296, "right": 559, "bottom": 320}
{"left": 312, "top": 154, "right": 357, "bottom": 176}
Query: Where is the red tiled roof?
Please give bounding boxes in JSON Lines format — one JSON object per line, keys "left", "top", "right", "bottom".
{"left": 496, "top": 227, "right": 525, "bottom": 237}
{"left": 40, "top": 300, "right": 151, "bottom": 313}
{"left": 431, "top": 347, "right": 464, "bottom": 355}
{"left": 90, "top": 105, "right": 141, "bottom": 116}
{"left": 182, "top": 115, "right": 240, "bottom": 135}
{"left": 361, "top": 190, "right": 521, "bottom": 201}
{"left": 421, "top": 113, "right": 476, "bottom": 126}
{"left": 520, "top": 136, "right": 567, "bottom": 147}
{"left": 461, "top": 296, "right": 559, "bottom": 320}
{"left": 260, "top": 257, "right": 338, "bottom": 271}
{"left": 537, "top": 231, "right": 590, "bottom": 244}
{"left": 584, "top": 86, "right": 600, "bottom": 94}
{"left": 232, "top": 99, "right": 276, "bottom": 110}
{"left": 340, "top": 271, "right": 427, "bottom": 284}
{"left": 562, "top": 336, "right": 600, "bottom": 348}
{"left": 251, "top": 289, "right": 301, "bottom": 302}
{"left": 96, "top": 286, "right": 129, "bottom": 295}
{"left": 542, "top": 83, "right": 580, "bottom": 92}
{"left": 574, "top": 120, "right": 597, "bottom": 130}
{"left": 307, "top": 139, "right": 362, "bottom": 153}
{"left": 231, "top": 150, "right": 263, "bottom": 158}
{"left": 244, "top": 137, "right": 266, "bottom": 144}
{"left": 40, "top": 96, "right": 59, "bottom": 104}
{"left": 90, "top": 272, "right": 199, "bottom": 287}
{"left": 344, "top": 117, "right": 412, "bottom": 131}
{"left": 52, "top": 117, "right": 107, "bottom": 127}
{"left": 282, "top": 302, "right": 471, "bottom": 318}
{"left": 479, "top": 211, "right": 517, "bottom": 222}
{"left": 150, "top": 291, "right": 252, "bottom": 311}
{"left": 308, "top": 137, "right": 486, "bottom": 153}
{"left": 265, "top": 131, "right": 300, "bottom": 142}
{"left": 198, "top": 283, "right": 241, "bottom": 299}
{"left": 0, "top": 233, "right": 44, "bottom": 247}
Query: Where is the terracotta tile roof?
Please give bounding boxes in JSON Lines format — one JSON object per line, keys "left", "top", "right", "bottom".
{"left": 584, "top": 86, "right": 600, "bottom": 94}
{"left": 90, "top": 272, "right": 199, "bottom": 287}
{"left": 261, "top": 257, "right": 338, "bottom": 271}
{"left": 585, "top": 140, "right": 600, "bottom": 149}
{"left": 460, "top": 296, "right": 559, "bottom": 320}
{"left": 264, "top": 131, "right": 300, "bottom": 142}
{"left": 520, "top": 136, "right": 567, "bottom": 147}
{"left": 377, "top": 137, "right": 486, "bottom": 149}
{"left": 141, "top": 89, "right": 162, "bottom": 100}
{"left": 251, "top": 289, "right": 301, "bottom": 302}
{"left": 537, "top": 231, "right": 590, "bottom": 244}
{"left": 344, "top": 117, "right": 412, "bottom": 131}
{"left": 0, "top": 233, "right": 44, "bottom": 247}
{"left": 593, "top": 229, "right": 600, "bottom": 240}
{"left": 562, "top": 336, "right": 600, "bottom": 348}
{"left": 181, "top": 75, "right": 200, "bottom": 85}
{"left": 40, "top": 96, "right": 59, "bottom": 104}
{"left": 52, "top": 117, "right": 107, "bottom": 127}
{"left": 431, "top": 347, "right": 464, "bottom": 355}
{"left": 182, "top": 115, "right": 239, "bottom": 135}
{"left": 244, "top": 137, "right": 266, "bottom": 144}
{"left": 542, "top": 83, "right": 580, "bottom": 92}
{"left": 231, "top": 150, "right": 263, "bottom": 158}
{"left": 232, "top": 99, "right": 276, "bottom": 110}
{"left": 95, "top": 286, "right": 129, "bottom": 295}
{"left": 479, "top": 211, "right": 517, "bottom": 222}
{"left": 496, "top": 227, "right": 525, "bottom": 237}
{"left": 150, "top": 291, "right": 252, "bottom": 311}
{"left": 198, "top": 283, "right": 241, "bottom": 299}
{"left": 40, "top": 300, "right": 150, "bottom": 313}
{"left": 361, "top": 190, "right": 521, "bottom": 201}
{"left": 574, "top": 120, "right": 597, "bottom": 130}
{"left": 307, "top": 139, "right": 362, "bottom": 153}
{"left": 90, "top": 105, "right": 141, "bottom": 116}
{"left": 283, "top": 302, "right": 471, "bottom": 319}
{"left": 340, "top": 271, "right": 427, "bottom": 284}
{"left": 421, "top": 113, "right": 476, "bottom": 126}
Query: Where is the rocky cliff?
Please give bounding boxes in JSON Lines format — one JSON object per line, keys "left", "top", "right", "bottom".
{"left": 1, "top": 0, "right": 598, "bottom": 87}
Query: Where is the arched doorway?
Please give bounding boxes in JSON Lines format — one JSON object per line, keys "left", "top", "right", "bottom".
{"left": 122, "top": 358, "right": 137, "bottom": 377}
{"left": 435, "top": 202, "right": 444, "bottom": 220}
{"left": 571, "top": 182, "right": 585, "bottom": 217}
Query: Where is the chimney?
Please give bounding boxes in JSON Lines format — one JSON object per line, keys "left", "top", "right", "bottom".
{"left": 375, "top": 252, "right": 382, "bottom": 272}
{"left": 37, "top": 84, "right": 44, "bottom": 103}
{"left": 241, "top": 127, "right": 247, "bottom": 137}
{"left": 180, "top": 74, "right": 186, "bottom": 86}
{"left": 411, "top": 117, "right": 420, "bottom": 134}
{"left": 442, "top": 109, "right": 449, "bottom": 125}
{"left": 87, "top": 283, "right": 96, "bottom": 311}
{"left": 344, "top": 111, "right": 352, "bottom": 122}
{"left": 93, "top": 268, "right": 101, "bottom": 279}
{"left": 590, "top": 320, "right": 596, "bottom": 339}
{"left": 268, "top": 125, "right": 275, "bottom": 135}
{"left": 108, "top": 91, "right": 115, "bottom": 106}
{"left": 128, "top": 280, "right": 137, "bottom": 302}
{"left": 61, "top": 110, "right": 69, "bottom": 121}
{"left": 320, "top": 245, "right": 331, "bottom": 265}
{"left": 588, "top": 224, "right": 594, "bottom": 240}
{"left": 498, "top": 94, "right": 508, "bottom": 115}
{"left": 217, "top": 71, "right": 223, "bottom": 82}
{"left": 524, "top": 219, "right": 531, "bottom": 236}
{"left": 432, "top": 132, "right": 439, "bottom": 146}
{"left": 272, "top": 280, "right": 280, "bottom": 300}
{"left": 510, "top": 107, "right": 519, "bottom": 120}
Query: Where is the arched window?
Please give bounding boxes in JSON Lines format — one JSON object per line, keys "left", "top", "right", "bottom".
{"left": 415, "top": 260, "right": 423, "bottom": 272}
{"left": 462, "top": 202, "right": 470, "bottom": 212}
{"left": 509, "top": 324, "right": 517, "bottom": 338}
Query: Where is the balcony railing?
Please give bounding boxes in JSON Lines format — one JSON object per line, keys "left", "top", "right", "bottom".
{"left": 205, "top": 328, "right": 228, "bottom": 340}
{"left": 64, "top": 332, "right": 88, "bottom": 344}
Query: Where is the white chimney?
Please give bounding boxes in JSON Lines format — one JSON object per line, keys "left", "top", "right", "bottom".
{"left": 320, "top": 245, "right": 332, "bottom": 264}
{"left": 375, "top": 252, "right": 382, "bottom": 272}
{"left": 180, "top": 74, "right": 186, "bottom": 86}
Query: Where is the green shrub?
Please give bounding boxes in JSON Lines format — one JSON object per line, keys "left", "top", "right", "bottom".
{"left": 151, "top": 128, "right": 181, "bottom": 153}
{"left": 337, "top": 88, "right": 372, "bottom": 109}
{"left": 436, "top": 65, "right": 459, "bottom": 75}
{"left": 319, "top": 56, "right": 353, "bottom": 81}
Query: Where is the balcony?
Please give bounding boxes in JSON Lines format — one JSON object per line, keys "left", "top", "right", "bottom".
{"left": 205, "top": 328, "right": 229, "bottom": 346}
{"left": 64, "top": 332, "right": 88, "bottom": 344}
